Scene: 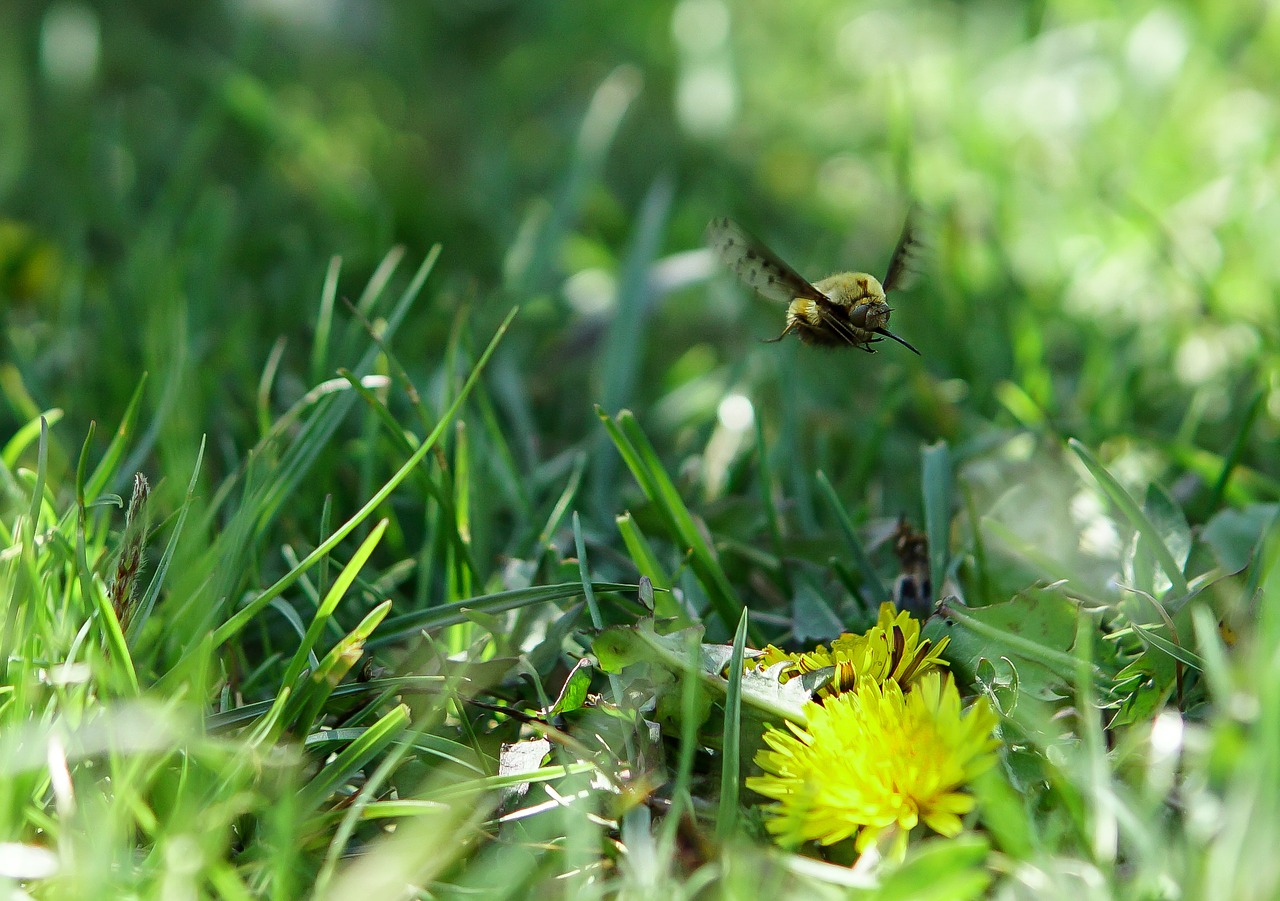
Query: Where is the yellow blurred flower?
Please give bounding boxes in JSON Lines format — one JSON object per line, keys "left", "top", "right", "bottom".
{"left": 746, "top": 672, "right": 999, "bottom": 855}
{"left": 754, "top": 603, "right": 949, "bottom": 699}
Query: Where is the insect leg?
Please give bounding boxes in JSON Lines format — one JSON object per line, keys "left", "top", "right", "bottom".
{"left": 762, "top": 321, "right": 796, "bottom": 343}
{"left": 816, "top": 305, "right": 869, "bottom": 350}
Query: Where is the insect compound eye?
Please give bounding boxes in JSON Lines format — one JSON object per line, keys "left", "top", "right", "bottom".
{"left": 849, "top": 304, "right": 870, "bottom": 328}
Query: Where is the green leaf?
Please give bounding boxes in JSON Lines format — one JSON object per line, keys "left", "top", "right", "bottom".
{"left": 1202, "top": 504, "right": 1279, "bottom": 574}
{"left": 548, "top": 656, "right": 595, "bottom": 716}
{"left": 1143, "top": 482, "right": 1192, "bottom": 570}
{"left": 791, "top": 581, "right": 844, "bottom": 642}
{"left": 1127, "top": 481, "right": 1191, "bottom": 598}
{"left": 1110, "top": 655, "right": 1177, "bottom": 728}
{"left": 868, "top": 834, "right": 992, "bottom": 901}
{"left": 971, "top": 765, "right": 1036, "bottom": 859}
{"left": 1069, "top": 438, "right": 1190, "bottom": 599}
{"left": 594, "top": 619, "right": 812, "bottom": 724}
{"left": 935, "top": 588, "right": 1097, "bottom": 699}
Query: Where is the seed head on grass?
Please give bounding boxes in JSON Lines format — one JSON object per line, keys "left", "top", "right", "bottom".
{"left": 109, "top": 472, "right": 150, "bottom": 631}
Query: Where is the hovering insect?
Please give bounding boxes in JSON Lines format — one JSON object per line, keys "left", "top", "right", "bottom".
{"left": 706, "top": 213, "right": 921, "bottom": 354}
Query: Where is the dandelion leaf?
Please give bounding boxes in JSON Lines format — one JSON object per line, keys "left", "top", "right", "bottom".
{"left": 932, "top": 587, "right": 1081, "bottom": 700}
{"left": 593, "top": 619, "right": 813, "bottom": 725}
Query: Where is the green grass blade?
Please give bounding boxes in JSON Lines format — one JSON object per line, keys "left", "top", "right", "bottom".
{"left": 256, "top": 337, "right": 287, "bottom": 439}
{"left": 717, "top": 608, "right": 750, "bottom": 842}
{"left": 30, "top": 416, "right": 52, "bottom": 532}
{"left": 600, "top": 175, "right": 674, "bottom": 415}
{"left": 616, "top": 512, "right": 690, "bottom": 624}
{"left": 248, "top": 519, "right": 389, "bottom": 744}
{"left": 536, "top": 451, "right": 586, "bottom": 551}
{"left": 251, "top": 248, "right": 441, "bottom": 536}
{"left": 206, "top": 676, "right": 447, "bottom": 731}
{"left": 755, "top": 413, "right": 792, "bottom": 597}
{"left": 309, "top": 254, "right": 342, "bottom": 386}
{"left": 574, "top": 513, "right": 632, "bottom": 756}
{"left": 3, "top": 409, "right": 64, "bottom": 473}
{"left": 336, "top": 367, "right": 482, "bottom": 585}
{"left": 287, "top": 599, "right": 393, "bottom": 734}
{"left": 212, "top": 307, "right": 516, "bottom": 648}
{"left": 336, "top": 245, "right": 409, "bottom": 352}
{"left": 84, "top": 374, "right": 147, "bottom": 501}
{"left": 450, "top": 418, "right": 474, "bottom": 607}
{"left": 127, "top": 436, "right": 205, "bottom": 645}
{"left": 1208, "top": 385, "right": 1265, "bottom": 512}
{"left": 1127, "top": 622, "right": 1205, "bottom": 671}
{"left": 922, "top": 440, "right": 953, "bottom": 607}
{"left": 279, "top": 519, "right": 388, "bottom": 695}
{"left": 572, "top": 512, "right": 605, "bottom": 631}
{"left": 599, "top": 407, "right": 749, "bottom": 637}
{"left": 367, "top": 581, "right": 637, "bottom": 648}
{"left": 296, "top": 704, "right": 411, "bottom": 816}
{"left": 73, "top": 423, "right": 138, "bottom": 694}
{"left": 816, "top": 470, "right": 888, "bottom": 606}
{"left": 313, "top": 707, "right": 452, "bottom": 896}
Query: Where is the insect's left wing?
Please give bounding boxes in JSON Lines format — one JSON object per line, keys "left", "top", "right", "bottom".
{"left": 707, "top": 218, "right": 827, "bottom": 304}
{"left": 881, "top": 207, "right": 924, "bottom": 295}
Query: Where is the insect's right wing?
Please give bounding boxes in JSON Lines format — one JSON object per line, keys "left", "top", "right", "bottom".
{"left": 881, "top": 207, "right": 924, "bottom": 295}
{"left": 706, "top": 218, "right": 827, "bottom": 304}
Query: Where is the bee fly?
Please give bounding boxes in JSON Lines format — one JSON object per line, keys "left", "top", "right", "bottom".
{"left": 891, "top": 516, "right": 933, "bottom": 618}
{"left": 707, "top": 212, "right": 921, "bottom": 354}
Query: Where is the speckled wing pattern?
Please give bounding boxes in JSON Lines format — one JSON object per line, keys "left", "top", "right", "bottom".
{"left": 706, "top": 217, "right": 827, "bottom": 304}
{"left": 881, "top": 209, "right": 922, "bottom": 295}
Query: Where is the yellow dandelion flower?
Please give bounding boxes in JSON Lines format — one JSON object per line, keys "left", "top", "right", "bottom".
{"left": 751, "top": 603, "right": 949, "bottom": 699}
{"left": 746, "top": 672, "right": 999, "bottom": 854}
{"left": 829, "top": 603, "right": 951, "bottom": 691}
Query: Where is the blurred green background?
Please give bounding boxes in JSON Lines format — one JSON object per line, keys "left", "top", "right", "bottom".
{"left": 2, "top": 0, "right": 1277, "bottom": 579}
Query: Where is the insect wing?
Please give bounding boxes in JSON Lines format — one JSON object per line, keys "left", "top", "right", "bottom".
{"left": 707, "top": 218, "right": 827, "bottom": 304}
{"left": 881, "top": 208, "right": 923, "bottom": 295}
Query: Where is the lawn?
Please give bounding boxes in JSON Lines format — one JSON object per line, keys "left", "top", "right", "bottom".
{"left": 2, "top": 2, "right": 1279, "bottom": 898}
